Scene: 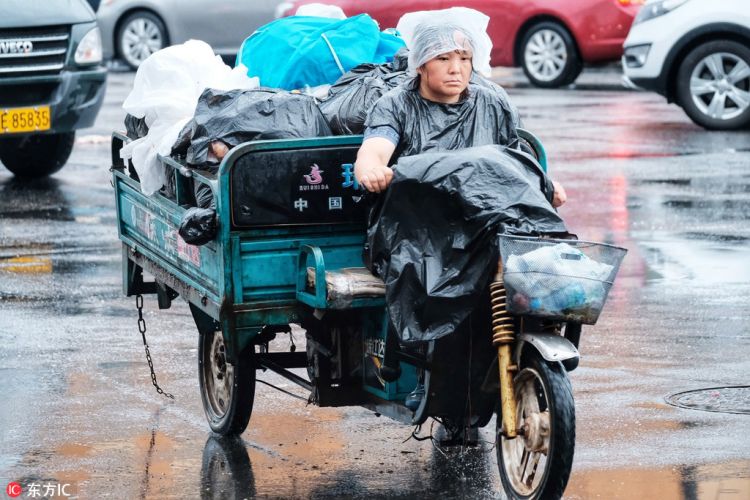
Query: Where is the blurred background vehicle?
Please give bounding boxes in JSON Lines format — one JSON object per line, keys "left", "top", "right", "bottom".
{"left": 97, "top": 0, "right": 283, "bottom": 69}
{"left": 278, "top": 0, "right": 644, "bottom": 88}
{"left": 623, "top": 0, "right": 750, "bottom": 130}
{"left": 0, "top": 0, "right": 106, "bottom": 178}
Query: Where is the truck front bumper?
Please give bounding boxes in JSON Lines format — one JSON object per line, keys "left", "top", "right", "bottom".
{"left": 0, "top": 66, "right": 107, "bottom": 137}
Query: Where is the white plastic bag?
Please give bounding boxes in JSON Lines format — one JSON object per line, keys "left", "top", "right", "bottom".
{"left": 504, "top": 242, "right": 614, "bottom": 308}
{"left": 120, "top": 40, "right": 259, "bottom": 194}
{"left": 295, "top": 3, "right": 347, "bottom": 19}
{"left": 396, "top": 7, "right": 493, "bottom": 77}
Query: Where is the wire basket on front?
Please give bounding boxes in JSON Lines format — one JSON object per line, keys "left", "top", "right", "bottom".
{"left": 498, "top": 235, "right": 627, "bottom": 324}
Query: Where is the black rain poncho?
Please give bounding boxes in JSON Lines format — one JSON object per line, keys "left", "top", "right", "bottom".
{"left": 319, "top": 47, "right": 519, "bottom": 138}
{"left": 367, "top": 145, "right": 567, "bottom": 343}
{"left": 363, "top": 79, "right": 519, "bottom": 159}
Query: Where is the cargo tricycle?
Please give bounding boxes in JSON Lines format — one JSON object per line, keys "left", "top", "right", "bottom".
{"left": 111, "top": 130, "right": 625, "bottom": 499}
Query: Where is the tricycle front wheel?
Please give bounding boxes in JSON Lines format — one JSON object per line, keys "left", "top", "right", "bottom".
{"left": 496, "top": 350, "right": 575, "bottom": 499}
{"left": 198, "top": 330, "right": 255, "bottom": 435}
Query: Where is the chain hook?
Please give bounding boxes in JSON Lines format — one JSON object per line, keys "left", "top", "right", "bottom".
{"left": 136, "top": 294, "right": 175, "bottom": 400}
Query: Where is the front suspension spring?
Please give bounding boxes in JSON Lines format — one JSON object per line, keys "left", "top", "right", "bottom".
{"left": 490, "top": 280, "right": 515, "bottom": 346}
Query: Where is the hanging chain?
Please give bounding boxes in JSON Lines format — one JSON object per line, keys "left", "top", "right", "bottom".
{"left": 136, "top": 294, "right": 174, "bottom": 400}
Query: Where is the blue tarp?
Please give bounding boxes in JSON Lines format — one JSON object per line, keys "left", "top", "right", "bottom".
{"left": 236, "top": 15, "right": 405, "bottom": 90}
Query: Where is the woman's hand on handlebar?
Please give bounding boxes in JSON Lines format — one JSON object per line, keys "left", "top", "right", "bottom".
{"left": 357, "top": 164, "right": 394, "bottom": 193}
{"left": 552, "top": 180, "right": 567, "bottom": 208}
{"left": 355, "top": 137, "right": 397, "bottom": 193}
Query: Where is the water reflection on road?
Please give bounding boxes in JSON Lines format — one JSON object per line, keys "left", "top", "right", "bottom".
{"left": 2, "top": 73, "right": 749, "bottom": 499}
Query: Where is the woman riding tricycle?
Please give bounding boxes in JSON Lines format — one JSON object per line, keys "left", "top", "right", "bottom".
{"left": 112, "top": 9, "right": 626, "bottom": 499}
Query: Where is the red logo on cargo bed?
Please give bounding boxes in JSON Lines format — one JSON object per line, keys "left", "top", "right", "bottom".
{"left": 304, "top": 164, "right": 324, "bottom": 185}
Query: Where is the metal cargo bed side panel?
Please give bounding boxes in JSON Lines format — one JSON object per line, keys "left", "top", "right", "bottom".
{"left": 235, "top": 227, "right": 366, "bottom": 302}
{"left": 114, "top": 173, "right": 222, "bottom": 304}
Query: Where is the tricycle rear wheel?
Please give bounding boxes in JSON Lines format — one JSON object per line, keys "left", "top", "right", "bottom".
{"left": 496, "top": 350, "right": 575, "bottom": 499}
{"left": 198, "top": 330, "right": 255, "bottom": 435}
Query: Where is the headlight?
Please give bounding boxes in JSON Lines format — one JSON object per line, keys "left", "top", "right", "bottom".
{"left": 633, "top": 0, "right": 690, "bottom": 25}
{"left": 623, "top": 44, "right": 651, "bottom": 67}
{"left": 75, "top": 27, "right": 103, "bottom": 64}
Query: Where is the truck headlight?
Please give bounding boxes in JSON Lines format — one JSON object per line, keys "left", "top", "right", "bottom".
{"left": 75, "top": 27, "right": 103, "bottom": 65}
{"left": 623, "top": 44, "right": 651, "bottom": 68}
{"left": 633, "top": 0, "right": 690, "bottom": 25}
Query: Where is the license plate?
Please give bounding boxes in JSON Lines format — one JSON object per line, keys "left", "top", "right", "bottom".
{"left": 0, "top": 106, "right": 51, "bottom": 134}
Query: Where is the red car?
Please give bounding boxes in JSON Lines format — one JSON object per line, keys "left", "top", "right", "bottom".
{"left": 279, "top": 0, "right": 643, "bottom": 87}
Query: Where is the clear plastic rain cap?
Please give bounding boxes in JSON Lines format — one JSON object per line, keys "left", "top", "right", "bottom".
{"left": 396, "top": 7, "right": 492, "bottom": 77}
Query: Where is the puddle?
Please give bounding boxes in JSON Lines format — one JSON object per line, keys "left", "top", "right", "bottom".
{"left": 638, "top": 178, "right": 692, "bottom": 186}
{"left": 662, "top": 199, "right": 750, "bottom": 215}
{"left": 681, "top": 232, "right": 749, "bottom": 243}
{"left": 201, "top": 436, "right": 257, "bottom": 499}
{"left": 639, "top": 238, "right": 750, "bottom": 284}
{"left": 98, "top": 361, "right": 143, "bottom": 371}
{"left": 76, "top": 135, "right": 112, "bottom": 145}
{"left": 566, "top": 461, "right": 750, "bottom": 500}
{"left": 561, "top": 150, "right": 703, "bottom": 162}
{"left": 56, "top": 443, "right": 93, "bottom": 458}
{"left": 0, "top": 244, "right": 118, "bottom": 278}
{"left": 0, "top": 292, "right": 56, "bottom": 304}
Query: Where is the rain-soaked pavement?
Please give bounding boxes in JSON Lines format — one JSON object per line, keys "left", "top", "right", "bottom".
{"left": 1, "top": 67, "right": 749, "bottom": 499}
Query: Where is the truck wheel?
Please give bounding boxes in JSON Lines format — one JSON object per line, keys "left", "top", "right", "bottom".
{"left": 117, "top": 10, "right": 168, "bottom": 69}
{"left": 0, "top": 132, "right": 75, "bottom": 178}
{"left": 520, "top": 22, "right": 582, "bottom": 88}
{"left": 496, "top": 350, "right": 575, "bottom": 499}
{"left": 675, "top": 40, "right": 750, "bottom": 130}
{"left": 199, "top": 329, "right": 255, "bottom": 436}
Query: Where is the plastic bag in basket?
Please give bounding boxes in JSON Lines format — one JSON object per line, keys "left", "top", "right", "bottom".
{"left": 504, "top": 242, "right": 613, "bottom": 316}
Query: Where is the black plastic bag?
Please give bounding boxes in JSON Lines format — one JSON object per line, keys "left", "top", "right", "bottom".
{"left": 124, "top": 113, "right": 149, "bottom": 140}
{"left": 319, "top": 58, "right": 409, "bottom": 135}
{"left": 367, "top": 145, "right": 567, "bottom": 343}
{"left": 319, "top": 72, "right": 408, "bottom": 135}
{"left": 172, "top": 87, "right": 333, "bottom": 168}
{"left": 194, "top": 176, "right": 215, "bottom": 210}
{"left": 178, "top": 207, "right": 217, "bottom": 246}
{"left": 327, "top": 47, "right": 409, "bottom": 89}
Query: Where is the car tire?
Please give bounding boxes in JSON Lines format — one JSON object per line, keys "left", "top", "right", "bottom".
{"left": 116, "top": 10, "right": 168, "bottom": 70}
{"left": 675, "top": 40, "right": 750, "bottom": 130}
{"left": 0, "top": 132, "right": 75, "bottom": 178}
{"left": 520, "top": 21, "right": 583, "bottom": 88}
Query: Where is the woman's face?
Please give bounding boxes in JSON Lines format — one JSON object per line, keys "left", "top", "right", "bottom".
{"left": 418, "top": 49, "right": 473, "bottom": 103}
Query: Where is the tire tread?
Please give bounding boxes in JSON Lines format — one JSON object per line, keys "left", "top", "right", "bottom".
{"left": 496, "top": 351, "right": 575, "bottom": 499}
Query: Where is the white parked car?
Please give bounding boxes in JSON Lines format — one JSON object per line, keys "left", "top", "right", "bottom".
{"left": 623, "top": 0, "right": 750, "bottom": 130}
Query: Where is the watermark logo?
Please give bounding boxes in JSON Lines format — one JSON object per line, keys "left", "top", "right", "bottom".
{"left": 6, "top": 482, "right": 22, "bottom": 498}
{"left": 5, "top": 481, "right": 73, "bottom": 498}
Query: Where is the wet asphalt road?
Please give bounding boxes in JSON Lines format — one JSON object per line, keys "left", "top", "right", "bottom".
{"left": 1, "top": 67, "right": 749, "bottom": 499}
